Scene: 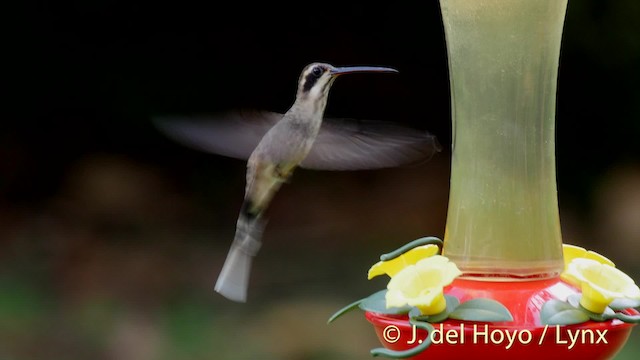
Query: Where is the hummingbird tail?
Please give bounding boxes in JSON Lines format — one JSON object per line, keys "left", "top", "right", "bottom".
{"left": 214, "top": 214, "right": 265, "bottom": 302}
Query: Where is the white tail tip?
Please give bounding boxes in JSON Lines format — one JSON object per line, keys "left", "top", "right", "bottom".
{"left": 214, "top": 245, "right": 253, "bottom": 302}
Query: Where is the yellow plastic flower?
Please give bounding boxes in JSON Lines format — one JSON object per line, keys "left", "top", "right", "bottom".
{"left": 564, "top": 258, "right": 640, "bottom": 314}
{"left": 368, "top": 244, "right": 440, "bottom": 280}
{"left": 385, "top": 255, "right": 462, "bottom": 315}
{"left": 561, "top": 244, "right": 615, "bottom": 286}
{"left": 562, "top": 244, "right": 614, "bottom": 269}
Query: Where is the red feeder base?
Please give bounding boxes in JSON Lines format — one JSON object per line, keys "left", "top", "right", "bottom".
{"left": 366, "top": 278, "right": 637, "bottom": 359}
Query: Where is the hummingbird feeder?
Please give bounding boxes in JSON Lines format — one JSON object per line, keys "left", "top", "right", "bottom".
{"left": 329, "top": 1, "right": 640, "bottom": 359}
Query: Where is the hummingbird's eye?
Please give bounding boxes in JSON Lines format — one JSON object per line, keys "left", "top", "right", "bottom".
{"left": 311, "top": 66, "right": 323, "bottom": 78}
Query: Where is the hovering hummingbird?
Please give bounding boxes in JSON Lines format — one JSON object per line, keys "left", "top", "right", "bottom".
{"left": 155, "top": 62, "right": 441, "bottom": 302}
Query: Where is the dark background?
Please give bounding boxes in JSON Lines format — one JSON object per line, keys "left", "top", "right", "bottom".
{"left": 2, "top": 1, "right": 639, "bottom": 359}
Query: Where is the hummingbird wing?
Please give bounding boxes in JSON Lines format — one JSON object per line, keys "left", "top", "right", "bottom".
{"left": 153, "top": 111, "right": 281, "bottom": 161}
{"left": 300, "top": 118, "right": 442, "bottom": 170}
{"left": 154, "top": 111, "right": 441, "bottom": 169}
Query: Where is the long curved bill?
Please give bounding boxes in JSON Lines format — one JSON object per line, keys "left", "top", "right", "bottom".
{"left": 330, "top": 66, "right": 398, "bottom": 76}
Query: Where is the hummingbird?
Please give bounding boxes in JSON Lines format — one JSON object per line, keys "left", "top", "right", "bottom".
{"left": 155, "top": 62, "right": 441, "bottom": 302}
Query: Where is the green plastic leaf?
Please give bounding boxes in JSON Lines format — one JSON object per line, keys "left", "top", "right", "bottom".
{"left": 379, "top": 237, "right": 443, "bottom": 261}
{"left": 410, "top": 295, "right": 460, "bottom": 323}
{"left": 327, "top": 298, "right": 363, "bottom": 324}
{"left": 448, "top": 298, "right": 513, "bottom": 322}
{"left": 540, "top": 300, "right": 589, "bottom": 325}
{"left": 579, "top": 304, "right": 616, "bottom": 322}
{"left": 359, "top": 290, "right": 412, "bottom": 315}
{"left": 328, "top": 290, "right": 413, "bottom": 323}
{"left": 566, "top": 293, "right": 617, "bottom": 321}
{"left": 609, "top": 298, "right": 640, "bottom": 311}
{"left": 370, "top": 319, "right": 434, "bottom": 358}
{"left": 567, "top": 294, "right": 581, "bottom": 308}
{"left": 610, "top": 312, "right": 640, "bottom": 323}
{"left": 445, "top": 295, "right": 461, "bottom": 309}
{"left": 408, "top": 307, "right": 421, "bottom": 318}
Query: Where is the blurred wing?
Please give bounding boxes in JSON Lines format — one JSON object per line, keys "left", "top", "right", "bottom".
{"left": 153, "top": 111, "right": 282, "bottom": 160}
{"left": 300, "top": 118, "right": 442, "bottom": 170}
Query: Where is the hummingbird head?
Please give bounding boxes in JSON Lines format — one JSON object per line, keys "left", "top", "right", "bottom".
{"left": 296, "top": 63, "right": 337, "bottom": 101}
{"left": 295, "top": 62, "right": 398, "bottom": 114}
